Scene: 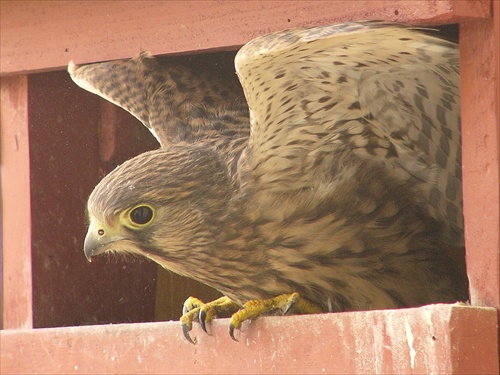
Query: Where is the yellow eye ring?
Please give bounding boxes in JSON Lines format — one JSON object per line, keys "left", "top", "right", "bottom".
{"left": 121, "top": 204, "right": 155, "bottom": 229}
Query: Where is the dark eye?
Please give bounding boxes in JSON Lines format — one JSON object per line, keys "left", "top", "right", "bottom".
{"left": 130, "top": 206, "right": 153, "bottom": 225}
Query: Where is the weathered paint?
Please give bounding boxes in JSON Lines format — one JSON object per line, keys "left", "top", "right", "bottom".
{"left": 0, "top": 1, "right": 498, "bottom": 373}
{"left": 460, "top": 0, "right": 500, "bottom": 310}
{"left": 0, "top": 0, "right": 490, "bottom": 75}
{"left": 0, "top": 76, "right": 32, "bottom": 330}
{"left": 1, "top": 305, "right": 498, "bottom": 374}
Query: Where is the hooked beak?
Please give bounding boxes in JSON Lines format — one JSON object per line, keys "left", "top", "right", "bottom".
{"left": 84, "top": 222, "right": 124, "bottom": 262}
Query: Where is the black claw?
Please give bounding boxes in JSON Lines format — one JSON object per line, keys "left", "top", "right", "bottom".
{"left": 283, "top": 295, "right": 298, "bottom": 315}
{"left": 229, "top": 324, "right": 239, "bottom": 342}
{"left": 182, "top": 324, "right": 196, "bottom": 345}
{"left": 199, "top": 309, "right": 209, "bottom": 334}
{"left": 283, "top": 302, "right": 294, "bottom": 315}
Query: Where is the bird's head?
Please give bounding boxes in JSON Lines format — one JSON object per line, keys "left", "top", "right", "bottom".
{"left": 84, "top": 145, "right": 232, "bottom": 273}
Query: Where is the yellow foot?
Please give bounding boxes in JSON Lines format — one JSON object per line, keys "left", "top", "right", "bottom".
{"left": 180, "top": 296, "right": 239, "bottom": 344}
{"left": 180, "top": 292, "right": 322, "bottom": 343}
{"left": 228, "top": 292, "right": 323, "bottom": 341}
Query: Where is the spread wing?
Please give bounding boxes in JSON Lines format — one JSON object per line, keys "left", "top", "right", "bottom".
{"left": 235, "top": 22, "right": 462, "bottom": 245}
{"left": 68, "top": 52, "right": 249, "bottom": 147}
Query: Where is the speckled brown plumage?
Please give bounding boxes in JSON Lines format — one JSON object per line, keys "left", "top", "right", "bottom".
{"left": 69, "top": 22, "right": 467, "bottom": 341}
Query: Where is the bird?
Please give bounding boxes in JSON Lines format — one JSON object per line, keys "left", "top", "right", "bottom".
{"left": 69, "top": 22, "right": 467, "bottom": 343}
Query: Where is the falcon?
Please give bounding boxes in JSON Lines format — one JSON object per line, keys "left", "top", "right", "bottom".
{"left": 69, "top": 22, "right": 467, "bottom": 343}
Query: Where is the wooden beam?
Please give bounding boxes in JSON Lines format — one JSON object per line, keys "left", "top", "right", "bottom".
{"left": 460, "top": 0, "right": 500, "bottom": 309}
{"left": 1, "top": 305, "right": 498, "bottom": 374}
{"left": 0, "top": 76, "right": 32, "bottom": 329}
{"left": 0, "top": 0, "right": 490, "bottom": 75}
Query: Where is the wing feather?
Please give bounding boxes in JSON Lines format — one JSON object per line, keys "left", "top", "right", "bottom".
{"left": 69, "top": 52, "right": 248, "bottom": 147}
{"left": 235, "top": 22, "right": 462, "bottom": 243}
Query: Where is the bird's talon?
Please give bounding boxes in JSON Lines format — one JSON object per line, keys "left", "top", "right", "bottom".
{"left": 229, "top": 323, "right": 239, "bottom": 341}
{"left": 182, "top": 296, "right": 205, "bottom": 315}
{"left": 283, "top": 302, "right": 294, "bottom": 315}
{"left": 283, "top": 292, "right": 299, "bottom": 315}
{"left": 199, "top": 309, "right": 210, "bottom": 334}
{"left": 179, "top": 296, "right": 240, "bottom": 342}
{"left": 180, "top": 305, "right": 203, "bottom": 344}
{"left": 182, "top": 323, "right": 196, "bottom": 345}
